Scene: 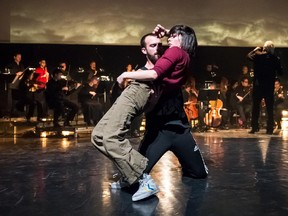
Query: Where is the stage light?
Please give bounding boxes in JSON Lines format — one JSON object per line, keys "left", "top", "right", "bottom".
{"left": 40, "top": 132, "right": 47, "bottom": 138}
{"left": 62, "top": 131, "right": 72, "bottom": 136}
{"left": 282, "top": 110, "right": 288, "bottom": 118}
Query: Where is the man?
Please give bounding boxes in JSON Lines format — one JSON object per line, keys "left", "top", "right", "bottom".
{"left": 58, "top": 62, "right": 72, "bottom": 81}
{"left": 46, "top": 69, "right": 80, "bottom": 127}
{"left": 8, "top": 52, "right": 25, "bottom": 76}
{"left": 34, "top": 59, "right": 49, "bottom": 120}
{"left": 247, "top": 41, "right": 282, "bottom": 134}
{"left": 91, "top": 33, "right": 162, "bottom": 195}
{"left": 7, "top": 52, "right": 26, "bottom": 116}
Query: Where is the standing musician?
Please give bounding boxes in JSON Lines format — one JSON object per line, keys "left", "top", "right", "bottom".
{"left": 46, "top": 69, "right": 81, "bottom": 127}
{"left": 78, "top": 76, "right": 103, "bottom": 126}
{"left": 33, "top": 59, "right": 49, "bottom": 120}
{"left": 58, "top": 62, "right": 82, "bottom": 103}
{"left": 274, "top": 78, "right": 285, "bottom": 129}
{"left": 233, "top": 77, "right": 252, "bottom": 128}
{"left": 15, "top": 69, "right": 44, "bottom": 122}
{"left": 7, "top": 52, "right": 26, "bottom": 116}
{"left": 8, "top": 52, "right": 25, "bottom": 76}
{"left": 58, "top": 62, "right": 72, "bottom": 81}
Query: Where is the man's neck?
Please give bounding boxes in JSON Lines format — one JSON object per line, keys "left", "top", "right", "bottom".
{"left": 144, "top": 61, "right": 154, "bottom": 70}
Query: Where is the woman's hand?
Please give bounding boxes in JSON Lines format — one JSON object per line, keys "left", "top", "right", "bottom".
{"left": 153, "top": 24, "right": 169, "bottom": 38}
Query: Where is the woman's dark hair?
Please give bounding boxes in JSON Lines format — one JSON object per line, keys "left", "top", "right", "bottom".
{"left": 169, "top": 25, "right": 198, "bottom": 57}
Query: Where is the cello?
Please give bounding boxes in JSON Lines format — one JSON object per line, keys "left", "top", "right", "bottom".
{"left": 183, "top": 86, "right": 199, "bottom": 122}
{"left": 184, "top": 99, "right": 198, "bottom": 121}
{"left": 204, "top": 91, "right": 223, "bottom": 128}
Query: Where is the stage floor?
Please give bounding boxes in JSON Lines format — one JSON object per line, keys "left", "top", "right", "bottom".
{"left": 1, "top": 126, "right": 288, "bottom": 216}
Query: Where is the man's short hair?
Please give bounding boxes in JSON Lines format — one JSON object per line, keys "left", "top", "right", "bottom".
{"left": 53, "top": 68, "right": 62, "bottom": 76}
{"left": 89, "top": 75, "right": 99, "bottom": 82}
{"left": 140, "top": 33, "right": 157, "bottom": 48}
{"left": 241, "top": 77, "right": 249, "bottom": 82}
{"left": 264, "top": 40, "right": 275, "bottom": 54}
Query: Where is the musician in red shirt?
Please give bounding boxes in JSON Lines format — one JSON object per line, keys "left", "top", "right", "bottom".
{"left": 34, "top": 59, "right": 49, "bottom": 120}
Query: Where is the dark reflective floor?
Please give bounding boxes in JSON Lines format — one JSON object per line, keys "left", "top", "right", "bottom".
{"left": 1, "top": 124, "right": 288, "bottom": 216}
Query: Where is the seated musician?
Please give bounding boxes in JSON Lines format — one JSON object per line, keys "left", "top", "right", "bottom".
{"left": 15, "top": 70, "right": 42, "bottom": 122}
{"left": 46, "top": 69, "right": 81, "bottom": 127}
{"left": 78, "top": 76, "right": 103, "bottom": 126}
{"left": 197, "top": 82, "right": 217, "bottom": 132}
{"left": 274, "top": 78, "right": 285, "bottom": 129}
{"left": 58, "top": 62, "right": 72, "bottom": 81}
{"left": 86, "top": 60, "right": 98, "bottom": 82}
{"left": 34, "top": 59, "right": 50, "bottom": 120}
{"left": 219, "top": 77, "right": 230, "bottom": 130}
{"left": 182, "top": 77, "right": 198, "bottom": 127}
{"left": 232, "top": 77, "right": 252, "bottom": 128}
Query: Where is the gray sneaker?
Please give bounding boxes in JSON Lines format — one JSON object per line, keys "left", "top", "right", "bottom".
{"left": 132, "top": 173, "right": 159, "bottom": 201}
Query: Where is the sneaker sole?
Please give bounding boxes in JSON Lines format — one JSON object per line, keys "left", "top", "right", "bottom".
{"left": 109, "top": 181, "right": 129, "bottom": 189}
{"left": 132, "top": 188, "right": 159, "bottom": 201}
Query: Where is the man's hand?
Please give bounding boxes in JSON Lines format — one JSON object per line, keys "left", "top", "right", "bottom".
{"left": 76, "top": 83, "right": 81, "bottom": 89}
{"left": 16, "top": 71, "right": 23, "bottom": 76}
{"left": 253, "top": 47, "right": 262, "bottom": 52}
{"left": 236, "top": 95, "right": 243, "bottom": 102}
{"left": 62, "top": 86, "right": 69, "bottom": 91}
{"left": 89, "top": 91, "right": 96, "bottom": 96}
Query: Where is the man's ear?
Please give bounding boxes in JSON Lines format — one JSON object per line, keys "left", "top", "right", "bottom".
{"left": 141, "top": 47, "right": 147, "bottom": 55}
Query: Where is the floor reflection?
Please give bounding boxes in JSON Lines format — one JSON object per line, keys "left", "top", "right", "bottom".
{"left": 1, "top": 128, "right": 288, "bottom": 215}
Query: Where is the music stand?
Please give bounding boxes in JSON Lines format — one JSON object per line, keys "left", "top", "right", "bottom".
{"left": 198, "top": 89, "right": 219, "bottom": 101}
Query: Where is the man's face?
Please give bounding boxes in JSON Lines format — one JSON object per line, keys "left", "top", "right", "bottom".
{"left": 60, "top": 63, "right": 67, "bottom": 71}
{"left": 92, "top": 79, "right": 99, "bottom": 87}
{"left": 14, "top": 54, "right": 22, "bottom": 63}
{"left": 241, "top": 79, "right": 249, "bottom": 87}
{"left": 275, "top": 81, "right": 280, "bottom": 89}
{"left": 242, "top": 66, "right": 248, "bottom": 74}
{"left": 143, "top": 36, "right": 163, "bottom": 64}
{"left": 206, "top": 65, "right": 212, "bottom": 72}
{"left": 39, "top": 60, "right": 46, "bottom": 68}
{"left": 90, "top": 62, "right": 96, "bottom": 70}
{"left": 56, "top": 72, "right": 63, "bottom": 80}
